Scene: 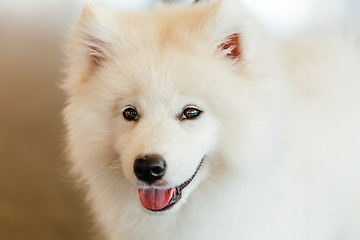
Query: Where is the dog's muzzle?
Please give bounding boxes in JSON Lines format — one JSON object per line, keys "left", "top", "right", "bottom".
{"left": 134, "top": 154, "right": 203, "bottom": 211}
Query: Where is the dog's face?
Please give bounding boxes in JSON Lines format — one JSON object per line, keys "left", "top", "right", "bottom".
{"left": 112, "top": 52, "right": 221, "bottom": 211}
{"left": 64, "top": 0, "right": 277, "bottom": 213}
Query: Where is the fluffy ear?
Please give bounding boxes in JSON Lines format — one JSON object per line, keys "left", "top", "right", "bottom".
{"left": 211, "top": 0, "right": 264, "bottom": 63}
{"left": 63, "top": 4, "right": 118, "bottom": 93}
{"left": 67, "top": 4, "right": 116, "bottom": 68}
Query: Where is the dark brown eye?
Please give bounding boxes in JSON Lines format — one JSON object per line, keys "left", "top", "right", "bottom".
{"left": 123, "top": 106, "right": 139, "bottom": 121}
{"left": 180, "top": 106, "right": 203, "bottom": 121}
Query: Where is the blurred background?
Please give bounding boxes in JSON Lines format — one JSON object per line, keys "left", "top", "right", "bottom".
{"left": 0, "top": 0, "right": 358, "bottom": 239}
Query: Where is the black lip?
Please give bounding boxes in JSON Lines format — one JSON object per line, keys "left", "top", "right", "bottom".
{"left": 149, "top": 158, "right": 204, "bottom": 212}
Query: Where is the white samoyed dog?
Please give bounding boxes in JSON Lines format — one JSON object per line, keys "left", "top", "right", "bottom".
{"left": 63, "top": 0, "right": 360, "bottom": 239}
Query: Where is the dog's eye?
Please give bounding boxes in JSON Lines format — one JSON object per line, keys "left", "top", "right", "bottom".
{"left": 180, "top": 106, "right": 203, "bottom": 121}
{"left": 123, "top": 106, "right": 139, "bottom": 121}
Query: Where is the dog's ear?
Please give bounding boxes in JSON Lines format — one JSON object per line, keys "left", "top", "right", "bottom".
{"left": 66, "top": 4, "right": 115, "bottom": 69}
{"left": 78, "top": 4, "right": 115, "bottom": 66}
{"left": 211, "top": 0, "right": 264, "bottom": 63}
{"left": 63, "top": 4, "right": 117, "bottom": 93}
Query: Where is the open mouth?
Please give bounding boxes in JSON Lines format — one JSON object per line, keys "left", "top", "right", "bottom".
{"left": 137, "top": 159, "right": 203, "bottom": 212}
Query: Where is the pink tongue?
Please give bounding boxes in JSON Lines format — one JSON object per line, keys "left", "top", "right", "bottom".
{"left": 138, "top": 188, "right": 175, "bottom": 211}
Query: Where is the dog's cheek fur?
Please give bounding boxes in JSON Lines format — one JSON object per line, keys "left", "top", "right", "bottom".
{"left": 63, "top": 93, "right": 117, "bottom": 181}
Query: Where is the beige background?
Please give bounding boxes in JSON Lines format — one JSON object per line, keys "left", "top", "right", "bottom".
{"left": 0, "top": 1, "right": 92, "bottom": 239}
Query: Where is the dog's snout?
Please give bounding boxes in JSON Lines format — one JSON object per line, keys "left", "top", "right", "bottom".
{"left": 134, "top": 154, "right": 166, "bottom": 184}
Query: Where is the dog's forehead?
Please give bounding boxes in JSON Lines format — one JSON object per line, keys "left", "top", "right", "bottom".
{"left": 110, "top": 45, "right": 207, "bottom": 98}
{"left": 122, "top": 59, "right": 198, "bottom": 107}
{"left": 107, "top": 3, "right": 216, "bottom": 64}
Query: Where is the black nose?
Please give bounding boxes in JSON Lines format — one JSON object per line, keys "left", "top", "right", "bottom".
{"left": 134, "top": 154, "right": 166, "bottom": 184}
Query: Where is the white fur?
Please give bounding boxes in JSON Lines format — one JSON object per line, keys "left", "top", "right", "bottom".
{"left": 63, "top": 0, "right": 360, "bottom": 239}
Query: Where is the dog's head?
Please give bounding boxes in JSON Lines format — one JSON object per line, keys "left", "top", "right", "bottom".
{"left": 64, "top": 0, "right": 280, "bottom": 213}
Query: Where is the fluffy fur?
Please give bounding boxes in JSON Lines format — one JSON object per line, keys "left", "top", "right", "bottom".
{"left": 63, "top": 0, "right": 360, "bottom": 239}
